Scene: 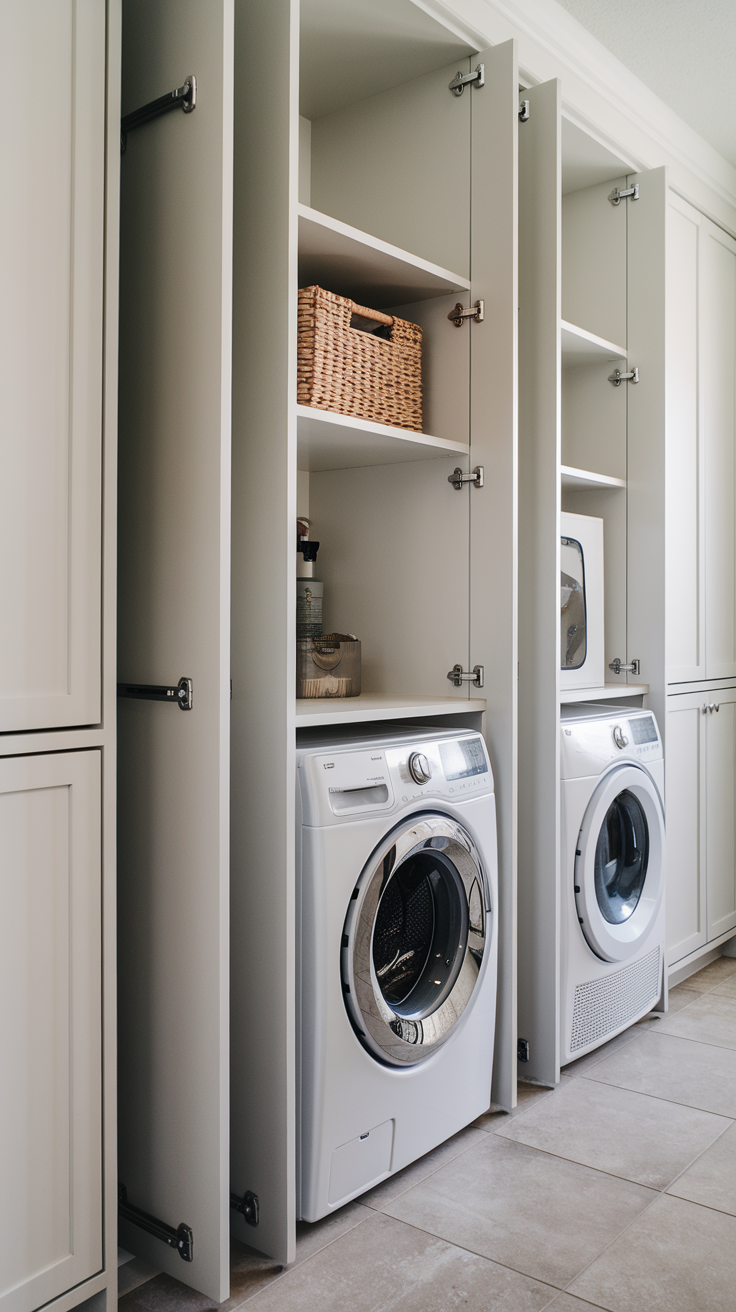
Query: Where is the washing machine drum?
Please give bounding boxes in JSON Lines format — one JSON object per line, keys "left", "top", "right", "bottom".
{"left": 575, "top": 764, "right": 665, "bottom": 963}
{"left": 341, "top": 813, "right": 491, "bottom": 1067}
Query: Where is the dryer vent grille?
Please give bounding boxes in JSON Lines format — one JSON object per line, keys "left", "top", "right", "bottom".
{"left": 570, "top": 947, "right": 660, "bottom": 1053}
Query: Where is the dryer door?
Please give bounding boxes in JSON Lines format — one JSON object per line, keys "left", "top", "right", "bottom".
{"left": 575, "top": 765, "right": 665, "bottom": 962}
{"left": 342, "top": 813, "right": 491, "bottom": 1067}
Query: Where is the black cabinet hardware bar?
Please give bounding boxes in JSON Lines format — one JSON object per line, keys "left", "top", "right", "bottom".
{"left": 121, "top": 74, "right": 196, "bottom": 152}
{"left": 117, "top": 677, "right": 193, "bottom": 710}
{"left": 119, "top": 1185, "right": 193, "bottom": 1261}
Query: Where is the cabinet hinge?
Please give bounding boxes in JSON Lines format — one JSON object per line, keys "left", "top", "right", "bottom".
{"left": 231, "top": 1191, "right": 260, "bottom": 1226}
{"left": 448, "top": 466, "right": 483, "bottom": 490}
{"left": 449, "top": 64, "right": 484, "bottom": 96}
{"left": 448, "top": 299, "right": 485, "bottom": 327}
{"left": 117, "top": 676, "right": 193, "bottom": 710}
{"left": 519, "top": 100, "right": 530, "bottom": 122}
{"left": 119, "top": 1185, "right": 193, "bottom": 1262}
{"left": 608, "top": 367, "right": 639, "bottom": 387}
{"left": 608, "top": 658, "right": 640, "bottom": 676}
{"left": 121, "top": 74, "right": 196, "bottom": 154}
{"left": 608, "top": 184, "right": 639, "bottom": 206}
{"left": 447, "top": 664, "right": 484, "bottom": 688}
{"left": 518, "top": 1038, "right": 530, "bottom": 1062}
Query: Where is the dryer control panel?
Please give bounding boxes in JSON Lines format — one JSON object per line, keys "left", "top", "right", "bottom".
{"left": 298, "top": 730, "right": 494, "bottom": 826}
{"left": 560, "top": 708, "right": 662, "bottom": 781}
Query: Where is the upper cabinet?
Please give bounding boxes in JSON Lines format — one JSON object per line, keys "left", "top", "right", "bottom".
{"left": 666, "top": 193, "right": 736, "bottom": 685}
{"left": 0, "top": 1, "right": 106, "bottom": 732}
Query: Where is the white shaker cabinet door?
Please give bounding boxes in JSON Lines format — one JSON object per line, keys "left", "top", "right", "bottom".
{"left": 665, "top": 693, "right": 706, "bottom": 964}
{"left": 706, "top": 691, "right": 736, "bottom": 941}
{"left": 0, "top": 1, "right": 105, "bottom": 731}
{"left": 0, "top": 751, "right": 102, "bottom": 1312}
{"left": 702, "top": 223, "right": 736, "bottom": 681}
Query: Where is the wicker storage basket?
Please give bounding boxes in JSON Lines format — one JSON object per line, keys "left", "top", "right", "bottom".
{"left": 297, "top": 285, "right": 422, "bottom": 431}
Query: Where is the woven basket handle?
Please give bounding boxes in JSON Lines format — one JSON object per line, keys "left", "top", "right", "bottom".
{"left": 350, "top": 301, "right": 393, "bottom": 327}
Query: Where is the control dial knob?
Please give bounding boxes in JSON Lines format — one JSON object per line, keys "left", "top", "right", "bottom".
{"left": 408, "top": 751, "right": 432, "bottom": 785}
{"left": 613, "top": 724, "right": 629, "bottom": 750}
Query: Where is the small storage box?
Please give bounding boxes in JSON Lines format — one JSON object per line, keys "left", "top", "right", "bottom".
{"left": 297, "top": 634, "right": 362, "bottom": 699}
{"left": 297, "top": 285, "right": 422, "bottom": 432}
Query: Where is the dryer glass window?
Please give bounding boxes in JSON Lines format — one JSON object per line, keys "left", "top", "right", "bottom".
{"left": 594, "top": 789, "right": 649, "bottom": 924}
{"left": 561, "top": 537, "right": 587, "bottom": 669}
{"left": 373, "top": 849, "right": 469, "bottom": 1019}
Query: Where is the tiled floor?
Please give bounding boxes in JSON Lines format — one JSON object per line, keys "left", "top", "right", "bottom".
{"left": 119, "top": 954, "right": 736, "bottom": 1312}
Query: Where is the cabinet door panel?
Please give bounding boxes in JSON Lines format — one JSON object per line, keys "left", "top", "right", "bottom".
{"left": 666, "top": 196, "right": 704, "bottom": 683}
{"left": 706, "top": 693, "right": 736, "bottom": 940}
{"left": 0, "top": 1, "right": 105, "bottom": 731}
{"left": 665, "top": 695, "right": 706, "bottom": 963}
{"left": 703, "top": 225, "right": 736, "bottom": 680}
{"left": 0, "top": 752, "right": 102, "bottom": 1312}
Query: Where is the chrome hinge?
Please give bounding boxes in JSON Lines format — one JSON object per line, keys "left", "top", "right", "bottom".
{"left": 608, "top": 367, "right": 639, "bottom": 386}
{"left": 448, "top": 299, "right": 485, "bottom": 327}
{"left": 117, "top": 676, "right": 193, "bottom": 710}
{"left": 702, "top": 703, "right": 721, "bottom": 714}
{"left": 608, "top": 658, "right": 640, "bottom": 676}
{"left": 608, "top": 184, "right": 639, "bottom": 206}
{"left": 449, "top": 63, "right": 484, "bottom": 96}
{"left": 448, "top": 466, "right": 484, "bottom": 490}
{"left": 447, "top": 664, "right": 484, "bottom": 688}
{"left": 519, "top": 100, "right": 530, "bottom": 122}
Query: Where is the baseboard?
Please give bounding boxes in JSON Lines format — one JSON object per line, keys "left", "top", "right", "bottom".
{"left": 668, "top": 931, "right": 736, "bottom": 987}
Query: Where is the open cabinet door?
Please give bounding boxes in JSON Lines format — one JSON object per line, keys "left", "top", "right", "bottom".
{"left": 468, "top": 40, "right": 521, "bottom": 1111}
{"left": 117, "top": 0, "right": 234, "bottom": 1299}
{"left": 516, "top": 79, "right": 561, "bottom": 1088}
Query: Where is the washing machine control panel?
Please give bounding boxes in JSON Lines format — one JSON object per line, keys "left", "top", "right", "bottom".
{"left": 560, "top": 710, "right": 662, "bottom": 779}
{"left": 299, "top": 732, "right": 494, "bottom": 824}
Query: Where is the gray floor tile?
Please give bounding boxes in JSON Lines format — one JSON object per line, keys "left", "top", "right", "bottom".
{"left": 473, "top": 1082, "right": 555, "bottom": 1130}
{"left": 569, "top": 1192, "right": 736, "bottom": 1312}
{"left": 381, "top": 1133, "right": 654, "bottom": 1289}
{"left": 677, "top": 955, "right": 736, "bottom": 992}
{"left": 118, "top": 1273, "right": 219, "bottom": 1312}
{"left": 545, "top": 1297, "right": 608, "bottom": 1311}
{"left": 712, "top": 974, "right": 736, "bottom": 997}
{"left": 582, "top": 1028, "right": 736, "bottom": 1117}
{"left": 226, "top": 1239, "right": 284, "bottom": 1308}
{"left": 496, "top": 1075, "right": 730, "bottom": 1189}
{"left": 560, "top": 1026, "right": 640, "bottom": 1079}
{"left": 668, "top": 1119, "right": 736, "bottom": 1215}
{"left": 654, "top": 990, "right": 736, "bottom": 1050}
{"left": 362, "top": 1125, "right": 485, "bottom": 1208}
{"left": 117, "top": 1258, "right": 161, "bottom": 1298}
{"left": 662, "top": 983, "right": 701, "bottom": 1013}
{"left": 246, "top": 1211, "right": 557, "bottom": 1312}
{"left": 295, "top": 1200, "right": 371, "bottom": 1263}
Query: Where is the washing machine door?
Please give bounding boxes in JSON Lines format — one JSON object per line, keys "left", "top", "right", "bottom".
{"left": 341, "top": 813, "right": 491, "bottom": 1067}
{"left": 575, "top": 764, "right": 665, "bottom": 963}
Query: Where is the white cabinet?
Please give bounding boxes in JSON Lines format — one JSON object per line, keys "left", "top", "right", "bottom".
{"left": 0, "top": 752, "right": 102, "bottom": 1312}
{"left": 666, "top": 689, "right": 736, "bottom": 965}
{"left": 666, "top": 195, "right": 736, "bottom": 686}
{"left": 0, "top": 1, "right": 108, "bottom": 732}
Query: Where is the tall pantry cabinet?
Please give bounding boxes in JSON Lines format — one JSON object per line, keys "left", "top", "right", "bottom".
{"left": 663, "top": 195, "right": 736, "bottom": 971}
{"left": 117, "top": 0, "right": 519, "bottom": 1288}
{"left": 0, "top": 5, "right": 120, "bottom": 1312}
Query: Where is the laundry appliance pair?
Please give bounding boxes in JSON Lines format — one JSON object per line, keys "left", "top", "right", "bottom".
{"left": 296, "top": 724, "right": 498, "bottom": 1221}
{"left": 560, "top": 703, "right": 666, "bottom": 1066}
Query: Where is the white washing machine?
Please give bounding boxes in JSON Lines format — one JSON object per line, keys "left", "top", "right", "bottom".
{"left": 296, "top": 725, "right": 498, "bottom": 1222}
{"left": 560, "top": 704, "right": 666, "bottom": 1066}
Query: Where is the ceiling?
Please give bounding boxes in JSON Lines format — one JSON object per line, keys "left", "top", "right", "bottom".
{"left": 552, "top": 0, "right": 736, "bottom": 168}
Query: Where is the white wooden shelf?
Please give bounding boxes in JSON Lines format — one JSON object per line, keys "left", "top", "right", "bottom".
{"left": 560, "top": 683, "right": 649, "bottom": 704}
{"left": 295, "top": 693, "right": 487, "bottom": 728}
{"left": 298, "top": 205, "right": 470, "bottom": 307}
{"left": 561, "top": 320, "right": 627, "bottom": 365}
{"left": 297, "top": 405, "right": 468, "bottom": 472}
{"left": 561, "top": 465, "right": 626, "bottom": 491}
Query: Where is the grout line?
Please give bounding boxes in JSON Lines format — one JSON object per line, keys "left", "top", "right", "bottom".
{"left": 361, "top": 1127, "right": 488, "bottom": 1210}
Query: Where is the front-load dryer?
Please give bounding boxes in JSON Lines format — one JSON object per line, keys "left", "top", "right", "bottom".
{"left": 560, "top": 704, "right": 665, "bottom": 1066}
{"left": 296, "top": 725, "right": 498, "bottom": 1222}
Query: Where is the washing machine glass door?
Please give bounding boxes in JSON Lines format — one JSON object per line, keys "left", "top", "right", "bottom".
{"left": 342, "top": 813, "right": 490, "bottom": 1067}
{"left": 575, "top": 764, "right": 665, "bottom": 962}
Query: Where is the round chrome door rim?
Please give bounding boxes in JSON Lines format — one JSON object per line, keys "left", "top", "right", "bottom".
{"left": 342, "top": 813, "right": 490, "bottom": 1067}
{"left": 575, "top": 764, "right": 664, "bottom": 963}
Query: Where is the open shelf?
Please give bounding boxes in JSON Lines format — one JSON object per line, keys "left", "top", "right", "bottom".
{"left": 297, "top": 405, "right": 468, "bottom": 472}
{"left": 561, "top": 465, "right": 626, "bottom": 492}
{"left": 295, "top": 693, "right": 486, "bottom": 728}
{"left": 298, "top": 205, "right": 470, "bottom": 307}
{"left": 561, "top": 320, "right": 627, "bottom": 365}
{"left": 560, "top": 683, "right": 649, "bottom": 704}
